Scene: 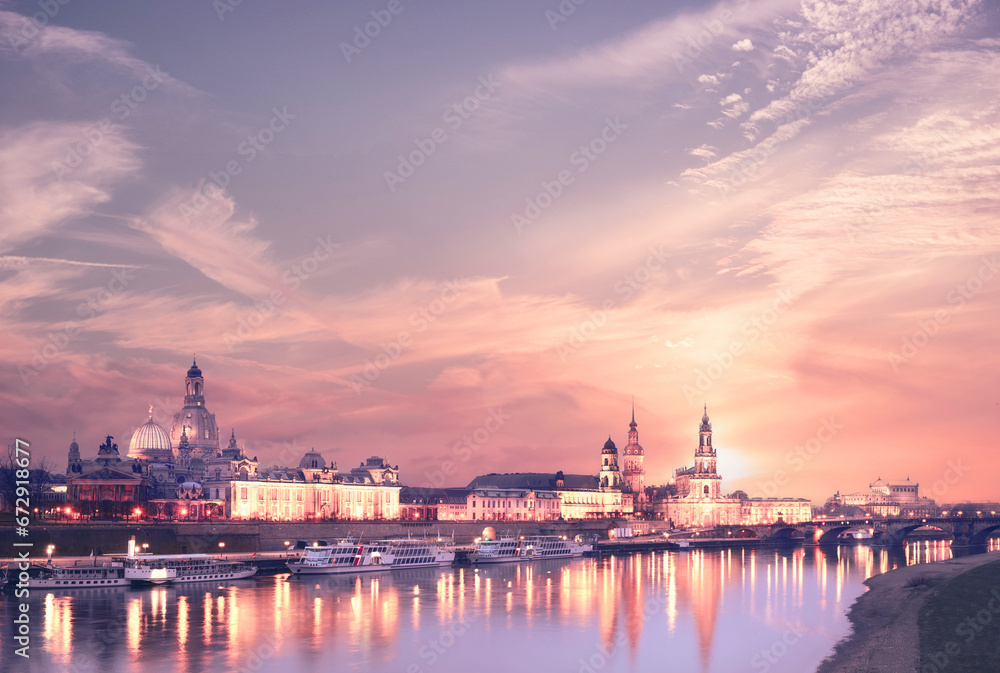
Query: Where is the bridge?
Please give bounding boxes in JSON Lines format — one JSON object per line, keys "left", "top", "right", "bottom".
{"left": 719, "top": 517, "right": 1000, "bottom": 549}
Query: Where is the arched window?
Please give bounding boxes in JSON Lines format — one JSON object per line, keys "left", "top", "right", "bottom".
{"left": 704, "top": 485, "right": 710, "bottom": 496}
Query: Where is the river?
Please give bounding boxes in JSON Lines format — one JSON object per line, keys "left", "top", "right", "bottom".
{"left": 3, "top": 540, "right": 996, "bottom": 673}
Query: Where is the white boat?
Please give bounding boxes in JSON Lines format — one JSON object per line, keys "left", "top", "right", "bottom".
{"left": 523, "top": 535, "right": 592, "bottom": 559}
{"left": 119, "top": 554, "right": 257, "bottom": 585}
{"left": 469, "top": 536, "right": 531, "bottom": 564}
{"left": 16, "top": 562, "right": 129, "bottom": 589}
{"left": 286, "top": 540, "right": 394, "bottom": 575}
{"left": 380, "top": 539, "right": 456, "bottom": 568}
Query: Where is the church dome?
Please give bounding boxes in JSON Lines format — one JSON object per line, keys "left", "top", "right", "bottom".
{"left": 299, "top": 449, "right": 326, "bottom": 470}
{"left": 602, "top": 437, "right": 618, "bottom": 454}
{"left": 187, "top": 358, "right": 202, "bottom": 378}
{"left": 128, "top": 411, "right": 173, "bottom": 461}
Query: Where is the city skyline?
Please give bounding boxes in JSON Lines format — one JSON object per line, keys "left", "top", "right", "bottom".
{"left": 2, "top": 0, "right": 998, "bottom": 506}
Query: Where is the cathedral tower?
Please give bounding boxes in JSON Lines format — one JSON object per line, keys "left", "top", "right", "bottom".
{"left": 688, "top": 405, "right": 721, "bottom": 499}
{"left": 622, "top": 404, "right": 646, "bottom": 502}
{"left": 169, "top": 358, "right": 221, "bottom": 461}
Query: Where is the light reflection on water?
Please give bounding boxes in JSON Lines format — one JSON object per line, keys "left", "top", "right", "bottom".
{"left": 2, "top": 542, "right": 994, "bottom": 673}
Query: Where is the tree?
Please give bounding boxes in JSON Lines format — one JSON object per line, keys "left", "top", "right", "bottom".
{"left": 0, "top": 440, "right": 56, "bottom": 514}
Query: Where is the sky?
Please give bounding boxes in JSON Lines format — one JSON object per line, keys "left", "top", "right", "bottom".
{"left": 1, "top": 0, "right": 998, "bottom": 505}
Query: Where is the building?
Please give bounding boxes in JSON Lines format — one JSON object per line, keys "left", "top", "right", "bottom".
{"left": 828, "top": 477, "right": 936, "bottom": 517}
{"left": 62, "top": 359, "right": 401, "bottom": 521}
{"left": 468, "top": 470, "right": 627, "bottom": 520}
{"left": 654, "top": 407, "right": 741, "bottom": 527}
{"left": 621, "top": 406, "right": 646, "bottom": 506}
{"left": 652, "top": 407, "right": 811, "bottom": 527}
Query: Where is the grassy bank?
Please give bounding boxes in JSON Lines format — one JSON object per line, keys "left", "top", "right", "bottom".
{"left": 918, "top": 559, "right": 1000, "bottom": 672}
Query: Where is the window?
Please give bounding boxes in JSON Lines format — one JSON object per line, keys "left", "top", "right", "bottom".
{"left": 241, "top": 488, "right": 247, "bottom": 500}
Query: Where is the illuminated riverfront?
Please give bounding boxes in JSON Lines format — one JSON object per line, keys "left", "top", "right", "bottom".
{"left": 3, "top": 542, "right": 991, "bottom": 673}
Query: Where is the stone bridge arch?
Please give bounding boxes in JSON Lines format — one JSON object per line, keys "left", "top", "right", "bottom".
{"left": 883, "top": 523, "right": 952, "bottom": 547}
{"left": 969, "top": 523, "right": 1000, "bottom": 547}
{"left": 770, "top": 527, "right": 805, "bottom": 542}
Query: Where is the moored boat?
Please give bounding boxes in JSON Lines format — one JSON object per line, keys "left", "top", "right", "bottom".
{"left": 6, "top": 562, "right": 129, "bottom": 589}
{"left": 380, "top": 539, "right": 455, "bottom": 568}
{"left": 119, "top": 554, "right": 257, "bottom": 585}
{"left": 469, "top": 536, "right": 531, "bottom": 564}
{"left": 523, "top": 535, "right": 592, "bottom": 559}
{"left": 286, "top": 540, "right": 394, "bottom": 575}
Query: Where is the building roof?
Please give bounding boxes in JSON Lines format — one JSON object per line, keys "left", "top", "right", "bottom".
{"left": 467, "top": 472, "right": 599, "bottom": 491}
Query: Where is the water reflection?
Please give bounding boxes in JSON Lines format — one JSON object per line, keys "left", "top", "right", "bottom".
{"left": 2, "top": 543, "right": 996, "bottom": 673}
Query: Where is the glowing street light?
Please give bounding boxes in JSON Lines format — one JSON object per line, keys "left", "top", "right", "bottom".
{"left": 46, "top": 544, "right": 55, "bottom": 564}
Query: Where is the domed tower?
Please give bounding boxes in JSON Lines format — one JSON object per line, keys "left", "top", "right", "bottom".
{"left": 599, "top": 436, "right": 621, "bottom": 490}
{"left": 169, "top": 358, "right": 221, "bottom": 461}
{"left": 66, "top": 433, "right": 82, "bottom": 474}
{"left": 622, "top": 404, "right": 646, "bottom": 502}
{"left": 299, "top": 449, "right": 327, "bottom": 471}
{"left": 128, "top": 405, "right": 174, "bottom": 462}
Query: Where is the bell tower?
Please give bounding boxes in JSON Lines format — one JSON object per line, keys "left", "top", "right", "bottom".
{"left": 689, "top": 405, "right": 721, "bottom": 499}
{"left": 185, "top": 358, "right": 205, "bottom": 406}
{"left": 622, "top": 403, "right": 646, "bottom": 502}
{"left": 599, "top": 437, "right": 621, "bottom": 490}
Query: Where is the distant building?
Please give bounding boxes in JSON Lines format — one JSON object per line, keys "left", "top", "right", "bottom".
{"left": 468, "top": 468, "right": 626, "bottom": 520}
{"left": 828, "top": 477, "right": 937, "bottom": 517}
{"left": 62, "top": 359, "right": 400, "bottom": 521}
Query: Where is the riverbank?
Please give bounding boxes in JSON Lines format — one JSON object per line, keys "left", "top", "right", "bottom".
{"left": 817, "top": 552, "right": 1000, "bottom": 673}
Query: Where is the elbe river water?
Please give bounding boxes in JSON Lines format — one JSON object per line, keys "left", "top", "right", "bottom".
{"left": 3, "top": 540, "right": 997, "bottom": 673}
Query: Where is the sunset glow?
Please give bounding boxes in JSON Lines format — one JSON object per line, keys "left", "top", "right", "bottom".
{"left": 1, "top": 0, "right": 997, "bottom": 506}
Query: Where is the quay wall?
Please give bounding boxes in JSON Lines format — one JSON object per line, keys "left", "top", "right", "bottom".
{"left": 1, "top": 520, "right": 620, "bottom": 556}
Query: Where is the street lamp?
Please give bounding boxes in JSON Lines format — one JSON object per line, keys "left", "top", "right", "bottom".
{"left": 46, "top": 544, "right": 54, "bottom": 564}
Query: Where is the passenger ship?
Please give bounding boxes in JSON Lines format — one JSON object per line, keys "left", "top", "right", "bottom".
{"left": 470, "top": 535, "right": 591, "bottom": 564}
{"left": 9, "top": 562, "right": 129, "bottom": 589}
{"left": 119, "top": 554, "right": 257, "bottom": 585}
{"left": 382, "top": 539, "right": 456, "bottom": 568}
{"left": 6, "top": 537, "right": 257, "bottom": 589}
{"left": 524, "top": 535, "right": 592, "bottom": 559}
{"left": 469, "top": 536, "right": 531, "bottom": 564}
{"left": 286, "top": 540, "right": 394, "bottom": 575}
